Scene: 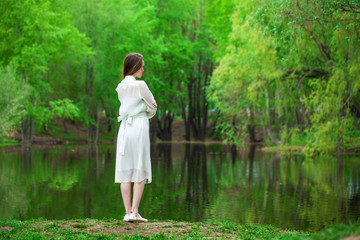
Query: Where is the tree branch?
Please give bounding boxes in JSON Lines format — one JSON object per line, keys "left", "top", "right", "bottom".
{"left": 295, "top": 0, "right": 333, "bottom": 67}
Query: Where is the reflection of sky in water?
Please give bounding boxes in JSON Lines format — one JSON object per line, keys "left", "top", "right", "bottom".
{"left": 0, "top": 143, "right": 359, "bottom": 232}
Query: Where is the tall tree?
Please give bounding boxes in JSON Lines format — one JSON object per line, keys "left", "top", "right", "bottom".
{"left": 0, "top": 0, "right": 90, "bottom": 144}
{"left": 154, "top": 0, "right": 216, "bottom": 141}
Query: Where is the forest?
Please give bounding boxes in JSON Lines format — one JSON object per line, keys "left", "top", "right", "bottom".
{"left": 1, "top": 0, "right": 360, "bottom": 156}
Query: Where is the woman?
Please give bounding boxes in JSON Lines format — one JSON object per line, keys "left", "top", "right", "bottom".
{"left": 115, "top": 53, "right": 157, "bottom": 222}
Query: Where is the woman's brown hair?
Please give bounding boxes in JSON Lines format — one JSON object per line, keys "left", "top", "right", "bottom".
{"left": 122, "top": 53, "right": 143, "bottom": 78}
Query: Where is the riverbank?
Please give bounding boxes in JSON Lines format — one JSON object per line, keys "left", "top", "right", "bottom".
{"left": 262, "top": 144, "right": 360, "bottom": 155}
{"left": 0, "top": 118, "right": 218, "bottom": 147}
{"left": 0, "top": 218, "right": 359, "bottom": 239}
{"left": 1, "top": 117, "right": 359, "bottom": 155}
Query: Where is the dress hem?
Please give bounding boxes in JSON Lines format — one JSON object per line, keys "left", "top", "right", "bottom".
{"left": 115, "top": 178, "right": 151, "bottom": 184}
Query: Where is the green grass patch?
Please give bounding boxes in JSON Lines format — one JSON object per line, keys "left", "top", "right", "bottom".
{"left": 262, "top": 145, "right": 304, "bottom": 153}
{"left": 0, "top": 218, "right": 359, "bottom": 239}
{"left": 0, "top": 137, "right": 20, "bottom": 147}
{"left": 72, "top": 223, "right": 93, "bottom": 229}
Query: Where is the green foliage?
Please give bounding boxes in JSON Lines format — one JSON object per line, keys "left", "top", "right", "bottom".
{"left": 205, "top": 0, "right": 235, "bottom": 60}
{"left": 36, "top": 98, "right": 81, "bottom": 132}
{"left": 0, "top": 0, "right": 91, "bottom": 138}
{"left": 208, "top": 0, "right": 282, "bottom": 146}
{"left": 1, "top": 0, "right": 359, "bottom": 148}
{"left": 208, "top": 0, "right": 360, "bottom": 154}
{"left": 0, "top": 64, "right": 30, "bottom": 137}
{"left": 50, "top": 99, "right": 80, "bottom": 121}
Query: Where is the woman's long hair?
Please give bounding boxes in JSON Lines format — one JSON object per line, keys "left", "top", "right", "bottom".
{"left": 122, "top": 53, "right": 143, "bottom": 78}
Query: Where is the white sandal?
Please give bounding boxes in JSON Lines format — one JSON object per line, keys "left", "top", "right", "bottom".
{"left": 134, "top": 212, "right": 148, "bottom": 222}
{"left": 123, "top": 213, "right": 136, "bottom": 222}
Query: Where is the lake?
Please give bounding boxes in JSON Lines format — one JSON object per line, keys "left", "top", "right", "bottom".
{"left": 0, "top": 143, "right": 359, "bottom": 232}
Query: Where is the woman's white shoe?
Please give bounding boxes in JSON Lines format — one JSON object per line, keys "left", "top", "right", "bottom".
{"left": 134, "top": 212, "right": 148, "bottom": 222}
{"left": 123, "top": 213, "right": 136, "bottom": 222}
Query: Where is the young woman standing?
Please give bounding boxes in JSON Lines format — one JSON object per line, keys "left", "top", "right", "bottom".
{"left": 115, "top": 53, "right": 157, "bottom": 222}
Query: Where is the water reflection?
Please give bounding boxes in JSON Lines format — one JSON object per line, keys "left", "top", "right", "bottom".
{"left": 0, "top": 143, "right": 359, "bottom": 231}
{"left": 21, "top": 145, "right": 33, "bottom": 170}
{"left": 185, "top": 144, "right": 208, "bottom": 220}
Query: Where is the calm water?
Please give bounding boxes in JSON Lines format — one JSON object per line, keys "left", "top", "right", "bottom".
{"left": 0, "top": 143, "right": 359, "bottom": 231}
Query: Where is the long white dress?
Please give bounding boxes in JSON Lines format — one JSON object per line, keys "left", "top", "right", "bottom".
{"left": 114, "top": 75, "right": 157, "bottom": 184}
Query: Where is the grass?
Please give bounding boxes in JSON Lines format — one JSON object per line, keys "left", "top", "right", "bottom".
{"left": 262, "top": 145, "right": 305, "bottom": 153}
{"left": 0, "top": 137, "right": 20, "bottom": 147}
{"left": 263, "top": 143, "right": 360, "bottom": 156}
{"left": 0, "top": 218, "right": 359, "bottom": 239}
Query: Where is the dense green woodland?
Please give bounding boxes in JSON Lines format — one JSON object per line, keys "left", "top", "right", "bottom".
{"left": 0, "top": 0, "right": 359, "bottom": 156}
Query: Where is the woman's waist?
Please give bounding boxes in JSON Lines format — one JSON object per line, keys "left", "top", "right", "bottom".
{"left": 117, "top": 111, "right": 147, "bottom": 122}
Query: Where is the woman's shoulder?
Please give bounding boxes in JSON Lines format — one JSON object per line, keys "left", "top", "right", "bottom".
{"left": 136, "top": 80, "right": 148, "bottom": 87}
{"left": 115, "top": 82, "right": 121, "bottom": 91}
{"left": 135, "top": 80, "right": 149, "bottom": 90}
{"left": 116, "top": 79, "right": 140, "bottom": 88}
{"left": 115, "top": 80, "right": 129, "bottom": 92}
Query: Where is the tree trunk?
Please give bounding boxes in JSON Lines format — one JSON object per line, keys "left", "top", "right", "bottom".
{"left": 181, "top": 94, "right": 191, "bottom": 141}
{"left": 188, "top": 61, "right": 211, "bottom": 141}
{"left": 62, "top": 120, "right": 68, "bottom": 134}
{"left": 265, "top": 88, "right": 281, "bottom": 145}
{"left": 194, "top": 71, "right": 201, "bottom": 139}
{"left": 247, "top": 107, "right": 258, "bottom": 143}
{"left": 22, "top": 99, "right": 36, "bottom": 145}
{"left": 22, "top": 116, "right": 34, "bottom": 145}
{"left": 104, "top": 108, "right": 113, "bottom": 133}
{"left": 187, "top": 74, "right": 195, "bottom": 140}
{"left": 150, "top": 118, "right": 157, "bottom": 143}
{"left": 86, "top": 58, "right": 96, "bottom": 143}
{"left": 155, "top": 112, "right": 174, "bottom": 141}
{"left": 95, "top": 109, "right": 100, "bottom": 145}
{"left": 200, "top": 62, "right": 211, "bottom": 140}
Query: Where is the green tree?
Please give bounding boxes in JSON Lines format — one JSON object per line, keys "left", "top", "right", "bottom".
{"left": 0, "top": 0, "right": 90, "bottom": 143}
{"left": 0, "top": 65, "right": 30, "bottom": 137}
{"left": 208, "top": 0, "right": 282, "bottom": 146}
{"left": 154, "top": 0, "right": 217, "bottom": 141}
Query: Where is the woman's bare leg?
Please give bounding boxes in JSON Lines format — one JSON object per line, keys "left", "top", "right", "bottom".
{"left": 121, "top": 183, "right": 132, "bottom": 214}
{"left": 131, "top": 180, "right": 145, "bottom": 214}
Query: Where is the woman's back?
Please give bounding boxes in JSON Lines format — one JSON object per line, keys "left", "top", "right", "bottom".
{"left": 116, "top": 76, "right": 156, "bottom": 119}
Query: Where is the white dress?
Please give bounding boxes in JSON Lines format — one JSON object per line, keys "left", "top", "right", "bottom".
{"left": 114, "top": 75, "right": 157, "bottom": 184}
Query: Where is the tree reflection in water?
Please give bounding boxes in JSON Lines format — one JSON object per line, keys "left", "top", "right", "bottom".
{"left": 184, "top": 144, "right": 208, "bottom": 221}
{"left": 21, "top": 145, "right": 33, "bottom": 170}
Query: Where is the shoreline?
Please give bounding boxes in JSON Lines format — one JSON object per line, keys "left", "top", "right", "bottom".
{"left": 1, "top": 135, "right": 359, "bottom": 155}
